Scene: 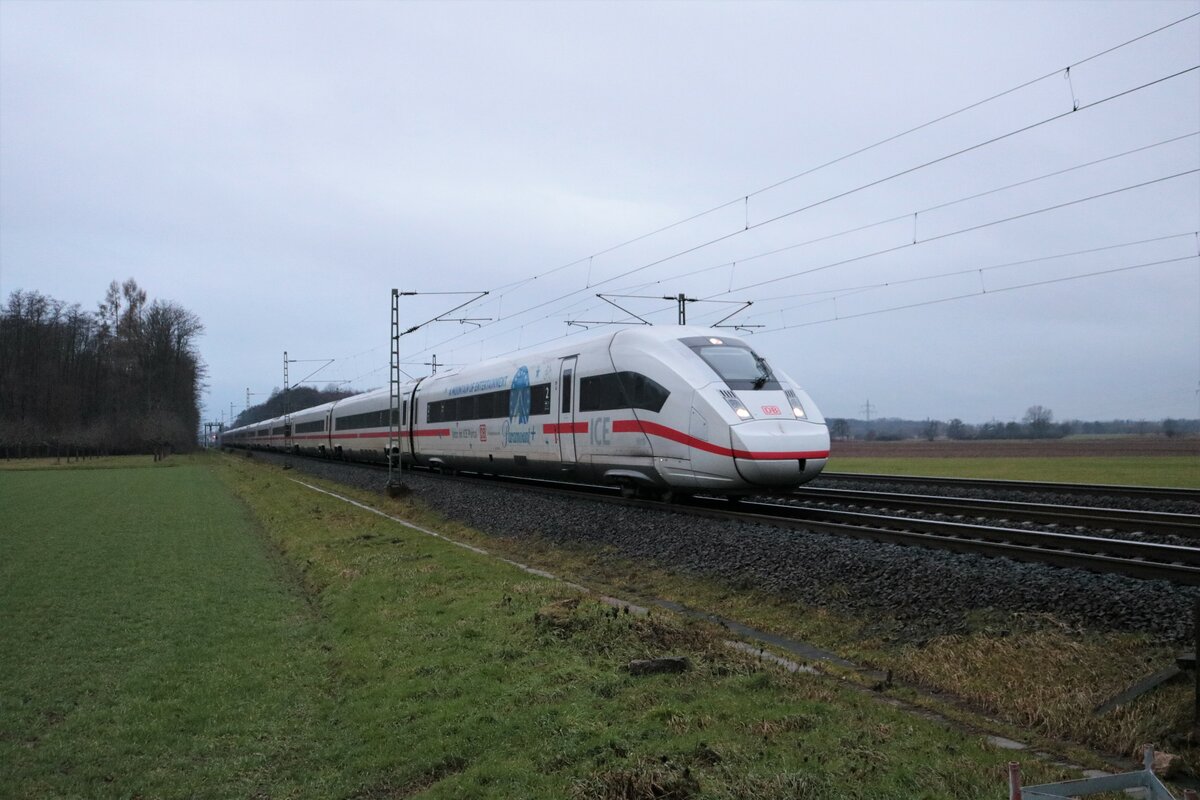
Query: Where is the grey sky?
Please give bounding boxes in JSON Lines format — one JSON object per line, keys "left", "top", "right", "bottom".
{"left": 2, "top": 0, "right": 1197, "bottom": 426}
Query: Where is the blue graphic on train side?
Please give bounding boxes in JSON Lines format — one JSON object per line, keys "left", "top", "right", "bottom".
{"left": 509, "top": 366, "right": 531, "bottom": 424}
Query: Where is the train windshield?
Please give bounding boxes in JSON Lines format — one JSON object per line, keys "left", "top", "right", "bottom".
{"left": 684, "top": 338, "right": 781, "bottom": 391}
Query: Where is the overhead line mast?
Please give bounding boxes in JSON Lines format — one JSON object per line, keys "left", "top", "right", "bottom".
{"left": 387, "top": 288, "right": 491, "bottom": 495}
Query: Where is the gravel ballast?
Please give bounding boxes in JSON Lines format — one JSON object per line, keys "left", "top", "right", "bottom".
{"left": 249, "top": 452, "right": 1200, "bottom": 644}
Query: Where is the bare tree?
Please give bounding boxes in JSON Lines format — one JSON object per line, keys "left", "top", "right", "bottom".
{"left": 0, "top": 281, "right": 205, "bottom": 455}
{"left": 1023, "top": 405, "right": 1054, "bottom": 438}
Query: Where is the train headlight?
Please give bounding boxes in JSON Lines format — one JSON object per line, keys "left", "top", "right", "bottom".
{"left": 720, "top": 389, "right": 752, "bottom": 420}
{"left": 785, "top": 389, "right": 807, "bottom": 419}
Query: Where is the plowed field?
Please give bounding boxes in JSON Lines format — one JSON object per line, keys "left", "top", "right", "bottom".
{"left": 831, "top": 436, "right": 1199, "bottom": 458}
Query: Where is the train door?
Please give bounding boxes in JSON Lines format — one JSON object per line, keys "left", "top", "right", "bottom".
{"left": 558, "top": 356, "right": 578, "bottom": 464}
{"left": 407, "top": 378, "right": 425, "bottom": 462}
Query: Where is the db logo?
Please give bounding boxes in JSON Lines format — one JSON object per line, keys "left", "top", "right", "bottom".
{"left": 761, "top": 405, "right": 782, "bottom": 416}
{"left": 479, "top": 424, "right": 487, "bottom": 442}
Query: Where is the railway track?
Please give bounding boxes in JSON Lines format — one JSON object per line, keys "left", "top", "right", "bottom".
{"left": 249, "top": 451, "right": 1200, "bottom": 585}
{"left": 788, "top": 487, "right": 1200, "bottom": 539}
{"left": 402, "top": 469, "right": 1200, "bottom": 586}
{"left": 682, "top": 496, "right": 1200, "bottom": 586}
{"left": 817, "top": 472, "right": 1200, "bottom": 505}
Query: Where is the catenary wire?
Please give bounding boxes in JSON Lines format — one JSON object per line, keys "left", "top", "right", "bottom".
{"left": 400, "top": 64, "right": 1199, "bottom": 363}
{"left": 773, "top": 254, "right": 1199, "bottom": 329}
{"left": 324, "top": 16, "right": 1200, "bottom": 383}
{"left": 608, "top": 132, "right": 1200, "bottom": 297}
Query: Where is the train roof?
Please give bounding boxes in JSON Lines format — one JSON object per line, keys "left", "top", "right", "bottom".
{"left": 221, "top": 326, "right": 756, "bottom": 434}
{"left": 422, "top": 325, "right": 748, "bottom": 382}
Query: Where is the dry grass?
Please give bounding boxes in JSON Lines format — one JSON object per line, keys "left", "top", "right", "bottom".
{"left": 570, "top": 758, "right": 701, "bottom": 800}
{"left": 533, "top": 596, "right": 723, "bottom": 660}
{"left": 891, "top": 623, "right": 1193, "bottom": 755}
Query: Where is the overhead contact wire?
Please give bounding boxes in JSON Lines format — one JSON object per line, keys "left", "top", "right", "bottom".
{"left": 372, "top": 15, "right": 1200, "bottom": 365}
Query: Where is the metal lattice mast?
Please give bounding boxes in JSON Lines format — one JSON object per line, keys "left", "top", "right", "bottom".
{"left": 388, "top": 289, "right": 402, "bottom": 489}
{"left": 385, "top": 288, "right": 488, "bottom": 494}
{"left": 283, "top": 351, "right": 292, "bottom": 452}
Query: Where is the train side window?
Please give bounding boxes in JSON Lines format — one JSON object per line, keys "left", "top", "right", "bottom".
{"left": 561, "top": 370, "right": 573, "bottom": 412}
{"left": 530, "top": 383, "right": 551, "bottom": 416}
{"left": 581, "top": 371, "right": 669, "bottom": 413}
{"left": 580, "top": 373, "right": 624, "bottom": 412}
{"left": 489, "top": 390, "right": 510, "bottom": 418}
{"left": 620, "top": 371, "right": 670, "bottom": 413}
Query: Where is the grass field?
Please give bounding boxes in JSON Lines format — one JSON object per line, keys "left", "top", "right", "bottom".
{"left": 821, "top": 436, "right": 1200, "bottom": 487}
{"left": 0, "top": 455, "right": 1091, "bottom": 798}
{"left": 0, "top": 454, "right": 172, "bottom": 471}
{"left": 0, "top": 459, "right": 330, "bottom": 797}
{"left": 826, "top": 455, "right": 1200, "bottom": 487}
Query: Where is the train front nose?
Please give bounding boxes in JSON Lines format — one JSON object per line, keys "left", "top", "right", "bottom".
{"left": 730, "top": 419, "right": 830, "bottom": 487}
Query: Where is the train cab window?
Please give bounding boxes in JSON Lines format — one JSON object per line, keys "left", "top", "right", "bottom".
{"left": 580, "top": 371, "right": 669, "bottom": 413}
{"left": 683, "top": 337, "right": 781, "bottom": 391}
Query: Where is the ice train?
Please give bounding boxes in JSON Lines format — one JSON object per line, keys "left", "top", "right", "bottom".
{"left": 220, "top": 326, "right": 830, "bottom": 497}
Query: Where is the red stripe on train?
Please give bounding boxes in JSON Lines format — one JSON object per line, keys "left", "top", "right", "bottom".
{"left": 542, "top": 422, "right": 589, "bottom": 435}
{"left": 612, "top": 419, "right": 829, "bottom": 461}
{"left": 327, "top": 429, "right": 450, "bottom": 440}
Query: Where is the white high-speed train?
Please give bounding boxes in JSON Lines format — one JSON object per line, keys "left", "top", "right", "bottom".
{"left": 221, "top": 326, "right": 830, "bottom": 497}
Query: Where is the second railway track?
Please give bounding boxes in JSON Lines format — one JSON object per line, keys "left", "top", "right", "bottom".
{"left": 683, "top": 495, "right": 1200, "bottom": 586}
{"left": 816, "top": 472, "right": 1200, "bottom": 505}
{"left": 787, "top": 486, "right": 1200, "bottom": 539}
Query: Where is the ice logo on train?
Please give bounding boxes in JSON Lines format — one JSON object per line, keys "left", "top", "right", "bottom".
{"left": 503, "top": 365, "right": 535, "bottom": 446}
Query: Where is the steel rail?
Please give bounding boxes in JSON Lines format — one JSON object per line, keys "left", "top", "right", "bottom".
{"left": 679, "top": 497, "right": 1200, "bottom": 586}
{"left": 788, "top": 487, "right": 1200, "bottom": 538}
{"left": 817, "top": 472, "right": 1200, "bottom": 504}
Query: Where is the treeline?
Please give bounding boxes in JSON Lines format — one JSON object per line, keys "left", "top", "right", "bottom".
{"left": 827, "top": 410, "right": 1199, "bottom": 442}
{"left": 234, "top": 385, "right": 357, "bottom": 427}
{"left": 0, "top": 279, "right": 205, "bottom": 457}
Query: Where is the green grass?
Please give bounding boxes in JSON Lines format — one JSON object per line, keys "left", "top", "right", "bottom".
{"left": 380, "top": 494, "right": 1189, "bottom": 763}
{"left": 0, "top": 460, "right": 332, "bottom": 798}
{"left": 826, "top": 456, "right": 1200, "bottom": 487}
{"left": 0, "top": 454, "right": 173, "bottom": 471}
{"left": 1, "top": 456, "right": 1089, "bottom": 798}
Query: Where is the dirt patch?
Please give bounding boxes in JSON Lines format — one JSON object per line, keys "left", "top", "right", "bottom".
{"left": 830, "top": 436, "right": 1199, "bottom": 459}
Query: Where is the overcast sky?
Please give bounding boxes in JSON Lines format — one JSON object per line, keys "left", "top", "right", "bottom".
{"left": 2, "top": 0, "right": 1198, "bottom": 426}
